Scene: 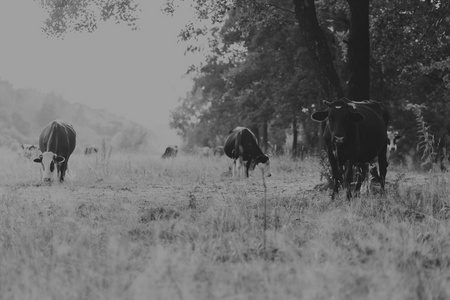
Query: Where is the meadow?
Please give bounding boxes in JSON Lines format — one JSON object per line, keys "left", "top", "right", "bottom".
{"left": 0, "top": 147, "right": 449, "bottom": 300}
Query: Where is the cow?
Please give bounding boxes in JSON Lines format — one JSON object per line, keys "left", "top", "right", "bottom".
{"left": 311, "top": 99, "right": 389, "bottom": 199}
{"left": 34, "top": 120, "right": 76, "bottom": 182}
{"left": 84, "top": 146, "right": 98, "bottom": 155}
{"left": 20, "top": 144, "right": 40, "bottom": 159}
{"left": 213, "top": 146, "right": 225, "bottom": 156}
{"left": 198, "top": 146, "right": 211, "bottom": 157}
{"left": 162, "top": 145, "right": 178, "bottom": 158}
{"left": 366, "top": 129, "right": 403, "bottom": 186}
{"left": 387, "top": 130, "right": 402, "bottom": 153}
{"left": 224, "top": 126, "right": 271, "bottom": 177}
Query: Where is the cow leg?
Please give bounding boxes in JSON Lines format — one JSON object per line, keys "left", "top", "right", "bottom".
{"left": 327, "top": 147, "right": 342, "bottom": 200}
{"left": 245, "top": 160, "right": 252, "bottom": 177}
{"left": 378, "top": 148, "right": 388, "bottom": 195}
{"left": 235, "top": 157, "right": 244, "bottom": 177}
{"left": 232, "top": 159, "right": 238, "bottom": 177}
{"left": 354, "top": 163, "right": 368, "bottom": 196}
{"left": 59, "top": 161, "right": 67, "bottom": 182}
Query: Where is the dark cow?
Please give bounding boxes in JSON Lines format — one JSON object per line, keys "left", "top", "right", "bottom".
{"left": 85, "top": 146, "right": 98, "bottom": 155}
{"left": 21, "top": 144, "right": 40, "bottom": 159}
{"left": 162, "top": 145, "right": 178, "bottom": 158}
{"left": 311, "top": 99, "right": 389, "bottom": 199}
{"left": 34, "top": 120, "right": 76, "bottom": 182}
{"left": 224, "top": 126, "right": 271, "bottom": 177}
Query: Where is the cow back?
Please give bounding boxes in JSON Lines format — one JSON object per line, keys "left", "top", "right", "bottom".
{"left": 224, "top": 127, "right": 263, "bottom": 160}
{"left": 39, "top": 120, "right": 76, "bottom": 158}
{"left": 352, "top": 102, "right": 388, "bottom": 163}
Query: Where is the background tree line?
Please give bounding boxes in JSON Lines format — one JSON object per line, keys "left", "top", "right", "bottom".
{"left": 166, "top": 0, "right": 449, "bottom": 159}
{"left": 0, "top": 80, "right": 153, "bottom": 153}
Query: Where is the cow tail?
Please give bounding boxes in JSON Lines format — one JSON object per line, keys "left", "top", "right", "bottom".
{"left": 234, "top": 131, "right": 242, "bottom": 159}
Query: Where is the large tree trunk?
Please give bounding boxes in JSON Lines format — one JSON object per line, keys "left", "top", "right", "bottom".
{"left": 293, "top": 0, "right": 344, "bottom": 100}
{"left": 346, "top": 0, "right": 370, "bottom": 101}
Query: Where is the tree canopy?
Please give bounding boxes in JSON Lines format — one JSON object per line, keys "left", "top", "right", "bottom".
{"left": 33, "top": 0, "right": 450, "bottom": 158}
{"left": 167, "top": 0, "right": 450, "bottom": 156}
{"left": 35, "top": 0, "right": 140, "bottom": 37}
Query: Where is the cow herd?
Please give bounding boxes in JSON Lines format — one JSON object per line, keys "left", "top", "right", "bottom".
{"left": 20, "top": 99, "right": 400, "bottom": 200}
{"left": 159, "top": 98, "right": 402, "bottom": 200}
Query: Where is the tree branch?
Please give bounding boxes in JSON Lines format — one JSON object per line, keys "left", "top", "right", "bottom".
{"left": 266, "top": 3, "right": 295, "bottom": 15}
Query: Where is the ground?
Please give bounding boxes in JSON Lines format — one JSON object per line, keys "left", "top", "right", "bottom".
{"left": 0, "top": 149, "right": 449, "bottom": 299}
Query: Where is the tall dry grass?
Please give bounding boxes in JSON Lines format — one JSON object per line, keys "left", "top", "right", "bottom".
{"left": 0, "top": 148, "right": 449, "bottom": 299}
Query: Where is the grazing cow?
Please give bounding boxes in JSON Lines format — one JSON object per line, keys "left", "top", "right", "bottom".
{"left": 20, "top": 144, "right": 40, "bottom": 159}
{"left": 213, "top": 146, "right": 225, "bottom": 156}
{"left": 311, "top": 99, "right": 389, "bottom": 199}
{"left": 84, "top": 146, "right": 98, "bottom": 155}
{"left": 224, "top": 126, "right": 271, "bottom": 177}
{"left": 34, "top": 120, "right": 76, "bottom": 182}
{"left": 162, "top": 145, "right": 178, "bottom": 158}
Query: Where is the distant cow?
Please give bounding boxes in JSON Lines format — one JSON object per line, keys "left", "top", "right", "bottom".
{"left": 224, "top": 126, "right": 271, "bottom": 177}
{"left": 199, "top": 146, "right": 213, "bottom": 157}
{"left": 85, "top": 146, "right": 98, "bottom": 155}
{"left": 162, "top": 145, "right": 178, "bottom": 158}
{"left": 311, "top": 99, "right": 389, "bottom": 199}
{"left": 21, "top": 144, "right": 40, "bottom": 159}
{"left": 213, "top": 146, "right": 225, "bottom": 156}
{"left": 34, "top": 120, "right": 76, "bottom": 182}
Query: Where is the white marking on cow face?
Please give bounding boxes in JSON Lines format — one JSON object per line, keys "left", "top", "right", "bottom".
{"left": 387, "top": 131, "right": 401, "bottom": 152}
{"left": 258, "top": 160, "right": 271, "bottom": 177}
{"left": 34, "top": 152, "right": 65, "bottom": 182}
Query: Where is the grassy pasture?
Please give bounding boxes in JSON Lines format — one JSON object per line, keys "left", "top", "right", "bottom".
{"left": 0, "top": 148, "right": 449, "bottom": 300}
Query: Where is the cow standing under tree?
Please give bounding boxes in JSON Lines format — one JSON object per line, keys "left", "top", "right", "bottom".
{"left": 34, "top": 120, "right": 76, "bottom": 182}
{"left": 311, "top": 99, "right": 389, "bottom": 199}
{"left": 224, "top": 126, "right": 271, "bottom": 178}
{"left": 162, "top": 145, "right": 178, "bottom": 158}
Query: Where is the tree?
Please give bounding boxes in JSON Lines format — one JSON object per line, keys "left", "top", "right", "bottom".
{"left": 35, "top": 0, "right": 140, "bottom": 37}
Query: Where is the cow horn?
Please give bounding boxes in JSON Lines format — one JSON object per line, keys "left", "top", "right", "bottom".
{"left": 323, "top": 100, "right": 332, "bottom": 107}
{"left": 347, "top": 102, "right": 357, "bottom": 109}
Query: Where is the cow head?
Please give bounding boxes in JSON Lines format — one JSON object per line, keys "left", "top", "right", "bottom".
{"left": 311, "top": 100, "right": 364, "bottom": 144}
{"left": 34, "top": 152, "right": 65, "bottom": 182}
{"left": 256, "top": 154, "right": 272, "bottom": 177}
{"left": 387, "top": 131, "right": 402, "bottom": 152}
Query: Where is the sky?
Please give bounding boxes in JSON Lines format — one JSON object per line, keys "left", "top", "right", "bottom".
{"left": 0, "top": 0, "right": 206, "bottom": 146}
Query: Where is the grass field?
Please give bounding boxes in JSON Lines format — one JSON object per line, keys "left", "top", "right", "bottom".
{"left": 0, "top": 148, "right": 449, "bottom": 300}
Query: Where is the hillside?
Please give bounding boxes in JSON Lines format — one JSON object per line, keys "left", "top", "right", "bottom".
{"left": 0, "top": 79, "right": 156, "bottom": 153}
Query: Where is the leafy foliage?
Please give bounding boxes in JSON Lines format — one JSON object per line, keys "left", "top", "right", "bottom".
{"left": 166, "top": 0, "right": 450, "bottom": 164}
{"left": 406, "top": 104, "right": 436, "bottom": 166}
{"left": 35, "top": 0, "right": 140, "bottom": 37}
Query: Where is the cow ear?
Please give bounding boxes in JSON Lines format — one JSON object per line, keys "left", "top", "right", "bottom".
{"left": 33, "top": 156, "right": 42, "bottom": 163}
{"left": 311, "top": 111, "right": 328, "bottom": 122}
{"left": 55, "top": 156, "right": 65, "bottom": 163}
{"left": 349, "top": 112, "right": 364, "bottom": 123}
